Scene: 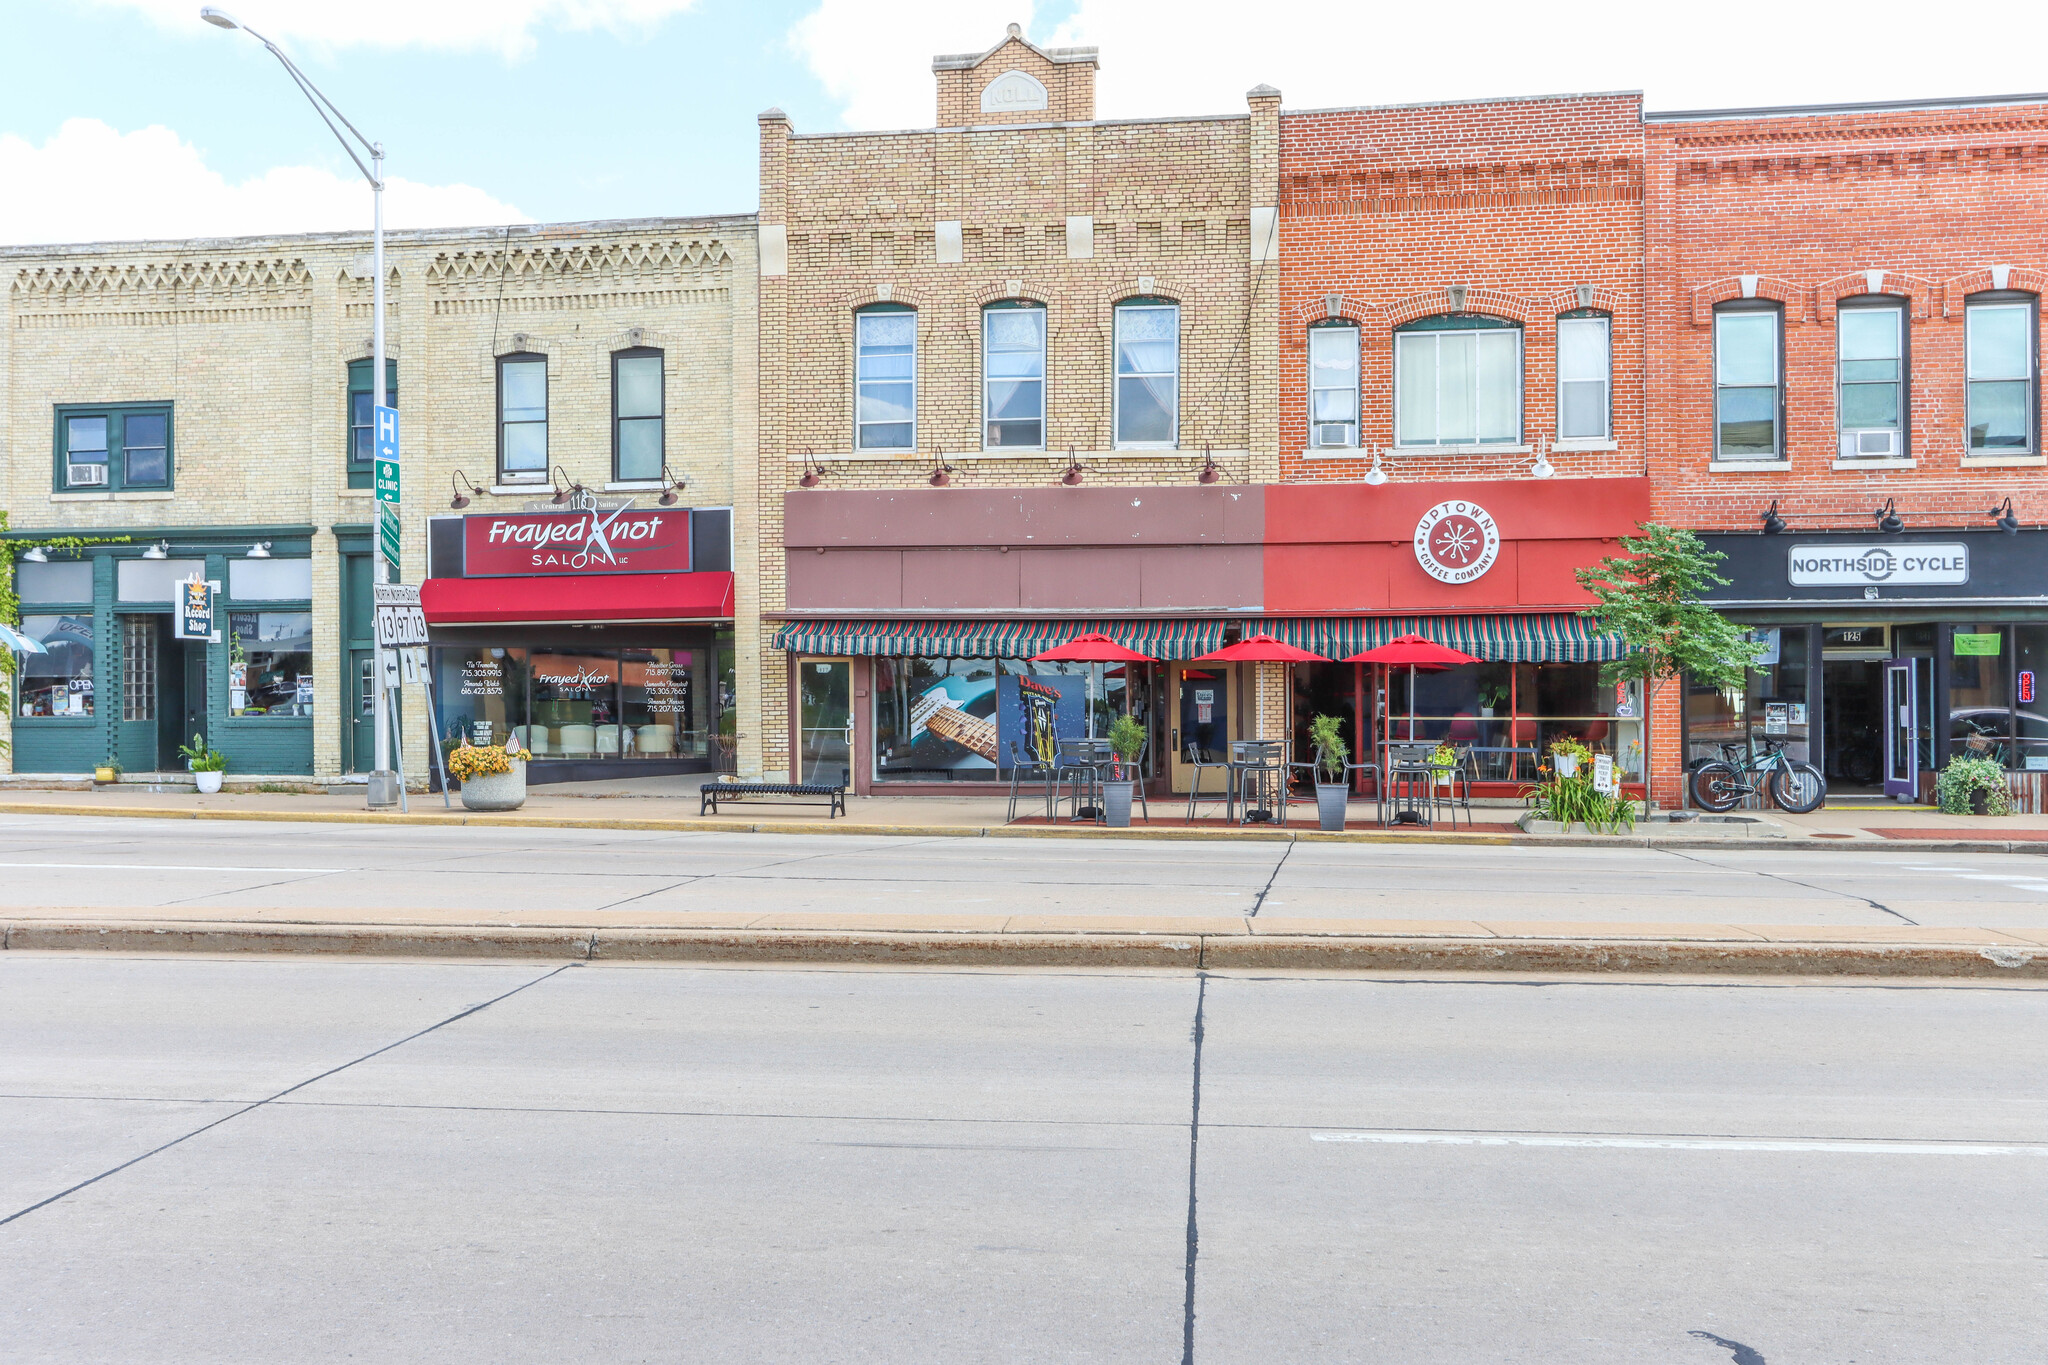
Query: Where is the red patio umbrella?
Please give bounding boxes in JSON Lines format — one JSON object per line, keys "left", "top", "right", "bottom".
{"left": 1030, "top": 632, "right": 1156, "bottom": 662}
{"left": 1342, "top": 634, "right": 1480, "bottom": 743}
{"left": 1190, "top": 633, "right": 1330, "bottom": 664}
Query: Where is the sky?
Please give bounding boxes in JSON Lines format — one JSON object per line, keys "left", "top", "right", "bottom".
{"left": 2, "top": 0, "right": 2045, "bottom": 246}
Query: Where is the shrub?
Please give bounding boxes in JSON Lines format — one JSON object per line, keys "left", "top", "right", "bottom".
{"left": 1308, "top": 714, "right": 1348, "bottom": 781}
{"left": 176, "top": 733, "right": 227, "bottom": 773}
{"left": 1106, "top": 713, "right": 1147, "bottom": 780}
{"left": 1936, "top": 756, "right": 2012, "bottom": 816}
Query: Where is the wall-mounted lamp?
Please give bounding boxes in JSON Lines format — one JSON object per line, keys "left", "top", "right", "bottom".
{"left": 1874, "top": 497, "right": 1904, "bottom": 533}
{"left": 1060, "top": 460, "right": 1085, "bottom": 487}
{"left": 245, "top": 542, "right": 272, "bottom": 559}
{"left": 1529, "top": 438, "right": 1555, "bottom": 479}
{"left": 657, "top": 463, "right": 687, "bottom": 506}
{"left": 450, "top": 470, "right": 483, "bottom": 509}
{"left": 142, "top": 542, "right": 169, "bottom": 560}
{"left": 1197, "top": 446, "right": 1220, "bottom": 484}
{"left": 21, "top": 545, "right": 49, "bottom": 563}
{"left": 1989, "top": 496, "right": 2021, "bottom": 534}
{"left": 548, "top": 464, "right": 582, "bottom": 506}
{"left": 796, "top": 450, "right": 825, "bottom": 489}
{"left": 928, "top": 451, "right": 955, "bottom": 487}
{"left": 1362, "top": 446, "right": 1388, "bottom": 487}
{"left": 1760, "top": 499, "right": 1786, "bottom": 535}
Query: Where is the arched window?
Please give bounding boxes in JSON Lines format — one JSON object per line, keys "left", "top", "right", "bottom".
{"left": 612, "top": 347, "right": 665, "bottom": 481}
{"left": 1966, "top": 291, "right": 2039, "bottom": 454}
{"left": 1556, "top": 310, "right": 1610, "bottom": 443}
{"left": 1836, "top": 296, "right": 1906, "bottom": 460}
{"left": 1307, "top": 320, "right": 1359, "bottom": 449}
{"left": 1395, "top": 313, "right": 1522, "bottom": 447}
{"left": 1713, "top": 301, "right": 1781, "bottom": 459}
{"left": 983, "top": 301, "right": 1045, "bottom": 449}
{"left": 855, "top": 304, "right": 917, "bottom": 451}
{"left": 1114, "top": 297, "right": 1179, "bottom": 448}
{"left": 496, "top": 352, "right": 548, "bottom": 481}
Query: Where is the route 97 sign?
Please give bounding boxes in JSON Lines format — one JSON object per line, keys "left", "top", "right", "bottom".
{"left": 1413, "top": 499, "right": 1501, "bottom": 584}
{"left": 372, "top": 583, "right": 429, "bottom": 649}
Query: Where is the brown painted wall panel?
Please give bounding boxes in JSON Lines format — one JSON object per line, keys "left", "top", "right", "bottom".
{"left": 785, "top": 550, "right": 902, "bottom": 611}
{"left": 783, "top": 486, "right": 1267, "bottom": 548}
{"left": 1017, "top": 549, "right": 1145, "bottom": 612}
{"left": 900, "top": 550, "right": 1022, "bottom": 611}
{"left": 1137, "top": 547, "right": 1264, "bottom": 611}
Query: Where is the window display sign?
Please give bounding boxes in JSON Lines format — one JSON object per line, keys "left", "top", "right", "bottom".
{"left": 173, "top": 579, "right": 214, "bottom": 641}
{"left": 2022, "top": 670, "right": 2036, "bottom": 705}
{"left": 1954, "top": 632, "right": 2003, "bottom": 656}
{"left": 998, "top": 674, "right": 1087, "bottom": 764}
{"left": 463, "top": 505, "right": 690, "bottom": 577}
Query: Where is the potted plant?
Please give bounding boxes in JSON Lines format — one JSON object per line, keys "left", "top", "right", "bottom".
{"left": 1549, "top": 735, "right": 1591, "bottom": 779}
{"left": 1308, "top": 713, "right": 1350, "bottom": 832}
{"left": 1936, "top": 755, "right": 2011, "bottom": 816}
{"left": 177, "top": 733, "right": 227, "bottom": 794}
{"left": 448, "top": 740, "right": 527, "bottom": 811}
{"left": 94, "top": 757, "right": 122, "bottom": 785}
{"left": 1101, "top": 713, "right": 1147, "bottom": 828}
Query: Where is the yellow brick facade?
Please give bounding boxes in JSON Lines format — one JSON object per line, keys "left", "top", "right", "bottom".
{"left": 2, "top": 216, "right": 757, "bottom": 779}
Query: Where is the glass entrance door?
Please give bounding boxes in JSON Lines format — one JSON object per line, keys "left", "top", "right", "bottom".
{"left": 1884, "top": 658, "right": 1918, "bottom": 800}
{"left": 1169, "top": 665, "right": 1232, "bottom": 794}
{"left": 798, "top": 659, "right": 852, "bottom": 785}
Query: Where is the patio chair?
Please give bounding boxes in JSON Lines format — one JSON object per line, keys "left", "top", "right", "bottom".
{"left": 1230, "top": 740, "right": 1288, "bottom": 826}
{"left": 1183, "top": 740, "right": 1233, "bottom": 824}
{"left": 1006, "top": 740, "right": 1056, "bottom": 823}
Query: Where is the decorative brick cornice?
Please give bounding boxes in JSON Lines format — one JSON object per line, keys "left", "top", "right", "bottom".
{"left": 1815, "top": 270, "right": 1935, "bottom": 322}
{"left": 424, "top": 239, "right": 732, "bottom": 293}
{"left": 11, "top": 257, "right": 312, "bottom": 304}
{"left": 841, "top": 282, "right": 933, "bottom": 311}
{"left": 1940, "top": 265, "right": 2047, "bottom": 317}
{"left": 1107, "top": 275, "right": 1190, "bottom": 305}
{"left": 1385, "top": 286, "right": 1538, "bottom": 329}
{"left": 1540, "top": 284, "right": 1625, "bottom": 318}
{"left": 968, "top": 279, "right": 1055, "bottom": 308}
{"left": 1688, "top": 275, "right": 1809, "bottom": 326}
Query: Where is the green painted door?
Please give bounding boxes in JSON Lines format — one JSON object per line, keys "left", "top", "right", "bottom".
{"left": 342, "top": 552, "right": 376, "bottom": 773}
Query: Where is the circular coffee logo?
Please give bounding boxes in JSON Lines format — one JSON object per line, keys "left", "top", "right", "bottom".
{"left": 1413, "top": 499, "right": 1501, "bottom": 584}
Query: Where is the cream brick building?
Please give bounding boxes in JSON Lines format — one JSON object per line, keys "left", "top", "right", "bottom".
{"left": 2, "top": 216, "right": 757, "bottom": 784}
{"left": 756, "top": 26, "right": 1286, "bottom": 795}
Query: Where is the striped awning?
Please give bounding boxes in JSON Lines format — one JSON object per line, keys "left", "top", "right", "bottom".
{"left": 772, "top": 618, "right": 1227, "bottom": 659}
{"left": 1243, "top": 613, "right": 1628, "bottom": 663}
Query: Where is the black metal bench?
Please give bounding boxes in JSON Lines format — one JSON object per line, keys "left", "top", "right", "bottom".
{"left": 700, "top": 776, "right": 848, "bottom": 818}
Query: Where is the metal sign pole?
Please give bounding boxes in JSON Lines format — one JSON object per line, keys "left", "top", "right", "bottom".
{"left": 423, "top": 666, "right": 452, "bottom": 809}
{"left": 386, "top": 677, "right": 408, "bottom": 814}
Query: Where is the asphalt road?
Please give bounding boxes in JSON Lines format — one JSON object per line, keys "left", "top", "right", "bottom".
{"left": 5, "top": 812, "right": 2048, "bottom": 926}
{"left": 2, "top": 955, "right": 2044, "bottom": 1362}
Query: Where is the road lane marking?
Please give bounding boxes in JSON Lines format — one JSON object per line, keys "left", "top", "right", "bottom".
{"left": 1311, "top": 1131, "right": 2048, "bottom": 1155}
{"left": 0, "top": 862, "right": 344, "bottom": 874}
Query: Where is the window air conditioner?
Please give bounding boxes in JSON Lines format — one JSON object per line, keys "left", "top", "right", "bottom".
{"left": 1315, "top": 424, "right": 1353, "bottom": 448}
{"left": 67, "top": 462, "right": 108, "bottom": 486}
{"left": 1840, "top": 429, "right": 1898, "bottom": 459}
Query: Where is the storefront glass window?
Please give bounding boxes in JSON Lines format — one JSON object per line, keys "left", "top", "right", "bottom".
{"left": 1382, "top": 659, "right": 1642, "bottom": 784}
{"left": 17, "top": 615, "right": 94, "bottom": 717}
{"left": 530, "top": 650, "right": 620, "bottom": 757}
{"left": 872, "top": 657, "right": 1145, "bottom": 782}
{"left": 434, "top": 647, "right": 529, "bottom": 750}
{"left": 2013, "top": 626, "right": 2048, "bottom": 771}
{"left": 1950, "top": 624, "right": 2012, "bottom": 763}
{"left": 226, "top": 612, "right": 314, "bottom": 717}
{"left": 1685, "top": 627, "right": 1811, "bottom": 770}
{"left": 621, "top": 648, "right": 708, "bottom": 759}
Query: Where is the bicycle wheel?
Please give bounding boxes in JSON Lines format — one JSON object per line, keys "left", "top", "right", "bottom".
{"left": 1771, "top": 762, "right": 1826, "bottom": 814}
{"left": 1691, "top": 761, "right": 1743, "bottom": 812}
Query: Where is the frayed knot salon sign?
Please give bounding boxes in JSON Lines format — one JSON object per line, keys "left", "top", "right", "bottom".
{"left": 463, "top": 505, "right": 691, "bottom": 577}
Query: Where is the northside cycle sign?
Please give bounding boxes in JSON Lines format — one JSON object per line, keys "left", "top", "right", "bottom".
{"left": 463, "top": 504, "right": 692, "bottom": 577}
{"left": 1786, "top": 543, "right": 1969, "bottom": 587}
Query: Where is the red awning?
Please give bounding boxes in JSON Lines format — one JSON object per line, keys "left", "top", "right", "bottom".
{"left": 421, "top": 572, "right": 735, "bottom": 626}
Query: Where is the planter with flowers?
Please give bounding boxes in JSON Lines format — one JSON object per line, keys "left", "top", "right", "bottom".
{"left": 1521, "top": 736, "right": 1636, "bottom": 835}
{"left": 1936, "top": 755, "right": 2011, "bottom": 816}
{"left": 448, "top": 740, "right": 528, "bottom": 811}
{"left": 177, "top": 733, "right": 227, "bottom": 794}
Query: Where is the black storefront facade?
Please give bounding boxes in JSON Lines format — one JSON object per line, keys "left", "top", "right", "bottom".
{"left": 1694, "top": 529, "right": 2048, "bottom": 805}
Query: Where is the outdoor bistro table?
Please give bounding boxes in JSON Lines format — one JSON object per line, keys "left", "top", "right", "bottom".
{"left": 1229, "top": 740, "right": 1288, "bottom": 825}
{"left": 1056, "top": 738, "right": 1114, "bottom": 823}
{"left": 1381, "top": 741, "right": 1440, "bottom": 826}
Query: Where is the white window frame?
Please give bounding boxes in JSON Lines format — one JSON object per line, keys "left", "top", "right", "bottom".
{"left": 1307, "top": 323, "right": 1360, "bottom": 449}
{"left": 1393, "top": 322, "right": 1524, "bottom": 448}
{"left": 1835, "top": 301, "right": 1905, "bottom": 460}
{"left": 1966, "top": 297, "right": 2037, "bottom": 455}
{"left": 1555, "top": 313, "right": 1611, "bottom": 442}
{"left": 1113, "top": 301, "right": 1180, "bottom": 450}
{"left": 855, "top": 307, "right": 918, "bottom": 452}
{"left": 1713, "top": 304, "right": 1783, "bottom": 460}
{"left": 982, "top": 302, "right": 1046, "bottom": 451}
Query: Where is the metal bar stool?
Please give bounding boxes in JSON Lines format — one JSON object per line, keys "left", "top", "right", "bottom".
{"left": 1005, "top": 740, "right": 1055, "bottom": 823}
{"left": 1183, "top": 740, "right": 1233, "bottom": 824}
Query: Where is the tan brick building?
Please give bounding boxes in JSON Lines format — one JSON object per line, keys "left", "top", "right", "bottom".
{"left": 754, "top": 26, "right": 1288, "bottom": 797}
{"left": 2, "top": 216, "right": 757, "bottom": 786}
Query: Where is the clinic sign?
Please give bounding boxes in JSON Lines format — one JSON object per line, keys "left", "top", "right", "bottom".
{"left": 1787, "top": 543, "right": 1969, "bottom": 587}
{"left": 462, "top": 505, "right": 691, "bottom": 577}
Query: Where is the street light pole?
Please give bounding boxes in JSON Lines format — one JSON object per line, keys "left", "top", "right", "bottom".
{"left": 200, "top": 7, "right": 398, "bottom": 806}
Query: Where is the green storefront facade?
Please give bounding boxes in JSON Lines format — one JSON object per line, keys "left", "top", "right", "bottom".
{"left": 9, "top": 525, "right": 319, "bottom": 777}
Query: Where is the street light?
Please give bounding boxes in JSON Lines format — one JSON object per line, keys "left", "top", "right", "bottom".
{"left": 202, "top": 6, "right": 398, "bottom": 806}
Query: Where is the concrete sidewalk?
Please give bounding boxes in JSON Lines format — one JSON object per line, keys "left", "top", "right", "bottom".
{"left": 2, "top": 773, "right": 2047, "bottom": 850}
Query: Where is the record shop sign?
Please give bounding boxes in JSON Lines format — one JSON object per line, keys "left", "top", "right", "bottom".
{"left": 463, "top": 503, "right": 691, "bottom": 577}
{"left": 1787, "top": 543, "right": 1969, "bottom": 588}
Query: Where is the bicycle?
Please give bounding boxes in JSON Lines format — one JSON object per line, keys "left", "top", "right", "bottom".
{"left": 1690, "top": 736, "right": 1826, "bottom": 814}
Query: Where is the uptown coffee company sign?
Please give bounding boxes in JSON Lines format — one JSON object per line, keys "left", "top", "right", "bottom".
{"left": 1786, "top": 543, "right": 1970, "bottom": 587}
{"left": 462, "top": 505, "right": 691, "bottom": 577}
{"left": 1413, "top": 499, "right": 1502, "bottom": 584}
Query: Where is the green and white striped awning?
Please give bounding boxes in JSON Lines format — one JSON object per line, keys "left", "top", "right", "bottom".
{"left": 1244, "top": 613, "right": 1628, "bottom": 663}
{"left": 772, "top": 618, "right": 1228, "bottom": 659}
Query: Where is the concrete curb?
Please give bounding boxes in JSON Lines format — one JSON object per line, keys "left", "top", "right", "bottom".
{"left": 0, "top": 800, "right": 2042, "bottom": 853}
{"left": 6, "top": 918, "right": 2045, "bottom": 979}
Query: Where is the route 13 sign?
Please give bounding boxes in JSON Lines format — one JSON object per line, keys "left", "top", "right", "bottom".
{"left": 1413, "top": 499, "right": 1501, "bottom": 584}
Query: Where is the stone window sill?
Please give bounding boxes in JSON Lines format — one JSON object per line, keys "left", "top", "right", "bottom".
{"left": 1389, "top": 444, "right": 1532, "bottom": 456}
{"left": 1551, "top": 438, "right": 1618, "bottom": 452}
{"left": 337, "top": 487, "right": 373, "bottom": 498}
{"left": 490, "top": 482, "right": 550, "bottom": 495}
{"left": 1832, "top": 457, "right": 1916, "bottom": 470}
{"left": 1961, "top": 454, "right": 2046, "bottom": 469}
{"left": 604, "top": 481, "right": 664, "bottom": 491}
{"left": 50, "top": 489, "right": 174, "bottom": 501}
{"left": 1707, "top": 459, "right": 1791, "bottom": 472}
{"left": 797, "top": 449, "right": 1246, "bottom": 463}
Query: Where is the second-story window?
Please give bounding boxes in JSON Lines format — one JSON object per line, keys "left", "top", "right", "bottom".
{"left": 1308, "top": 322, "right": 1359, "bottom": 448}
{"left": 1714, "top": 303, "right": 1782, "bottom": 459}
{"left": 983, "top": 302, "right": 1045, "bottom": 449}
{"left": 1556, "top": 311, "right": 1611, "bottom": 442}
{"left": 613, "top": 348, "right": 665, "bottom": 481}
{"left": 57, "top": 404, "right": 173, "bottom": 492}
{"left": 856, "top": 304, "right": 917, "bottom": 451}
{"left": 347, "top": 358, "right": 397, "bottom": 489}
{"left": 1395, "top": 315, "right": 1522, "bottom": 447}
{"left": 1114, "top": 299, "right": 1179, "bottom": 448}
{"left": 1837, "top": 301, "right": 1904, "bottom": 459}
{"left": 1967, "top": 294, "right": 2037, "bottom": 453}
{"left": 497, "top": 353, "right": 548, "bottom": 481}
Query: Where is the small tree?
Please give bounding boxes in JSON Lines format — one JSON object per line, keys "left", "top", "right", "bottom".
{"left": 1575, "top": 523, "right": 1761, "bottom": 802}
{"left": 1308, "top": 713, "right": 1348, "bottom": 783}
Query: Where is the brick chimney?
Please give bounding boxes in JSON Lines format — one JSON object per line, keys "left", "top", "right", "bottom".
{"left": 931, "top": 22, "right": 1098, "bottom": 127}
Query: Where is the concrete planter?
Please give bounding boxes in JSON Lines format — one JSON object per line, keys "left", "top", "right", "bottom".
{"left": 193, "top": 771, "right": 223, "bottom": 795}
{"left": 1315, "top": 783, "right": 1348, "bottom": 832}
{"left": 1102, "top": 780, "right": 1135, "bottom": 828}
{"left": 460, "top": 766, "right": 527, "bottom": 812}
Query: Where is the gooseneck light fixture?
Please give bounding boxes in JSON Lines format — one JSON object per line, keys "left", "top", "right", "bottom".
{"left": 1529, "top": 438, "right": 1556, "bottom": 480}
{"left": 450, "top": 470, "right": 483, "bottom": 510}
{"left": 1362, "top": 446, "right": 1388, "bottom": 486}
{"left": 547, "top": 464, "right": 583, "bottom": 506}
{"left": 245, "top": 542, "right": 272, "bottom": 559}
{"left": 1988, "top": 497, "right": 2021, "bottom": 534}
{"left": 142, "top": 542, "right": 169, "bottom": 560}
{"left": 1760, "top": 500, "right": 1786, "bottom": 535}
{"left": 657, "top": 463, "right": 687, "bottom": 507}
{"left": 796, "top": 450, "right": 825, "bottom": 489}
{"left": 1060, "top": 447, "right": 1084, "bottom": 486}
{"left": 1197, "top": 446, "right": 1220, "bottom": 484}
{"left": 1874, "top": 497, "right": 1904, "bottom": 534}
{"left": 21, "top": 545, "right": 49, "bottom": 563}
{"left": 928, "top": 451, "right": 955, "bottom": 488}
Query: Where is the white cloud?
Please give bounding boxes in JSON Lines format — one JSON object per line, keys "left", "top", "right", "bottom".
{"left": 795, "top": 0, "right": 2048, "bottom": 128}
{"left": 789, "top": 0, "right": 1039, "bottom": 129}
{"left": 87, "top": 0, "right": 699, "bottom": 59}
{"left": 0, "top": 119, "right": 529, "bottom": 247}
